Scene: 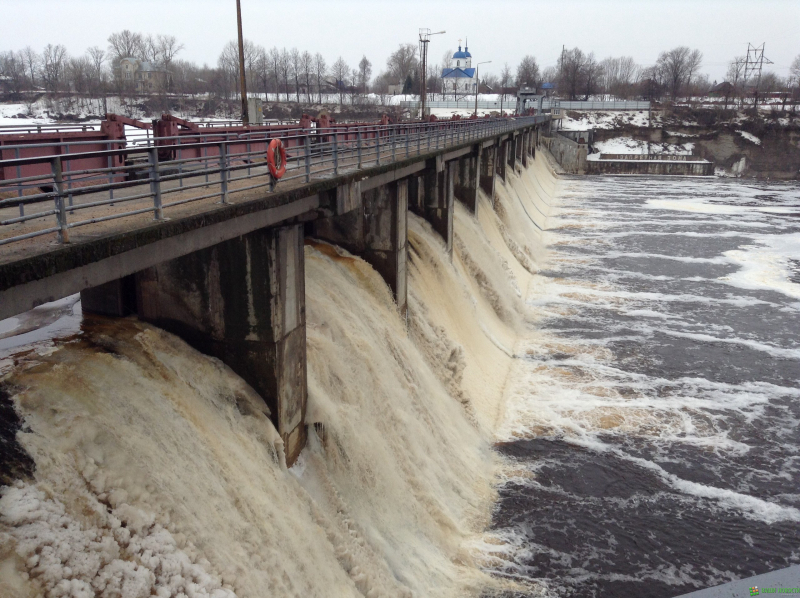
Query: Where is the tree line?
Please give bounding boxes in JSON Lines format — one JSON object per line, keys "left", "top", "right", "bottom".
{"left": 1, "top": 30, "right": 798, "bottom": 111}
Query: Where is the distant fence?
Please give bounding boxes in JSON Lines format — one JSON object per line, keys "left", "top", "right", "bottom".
{"left": 400, "top": 100, "right": 650, "bottom": 111}
{"left": 599, "top": 153, "right": 697, "bottom": 161}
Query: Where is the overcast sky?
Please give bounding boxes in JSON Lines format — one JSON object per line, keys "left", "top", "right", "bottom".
{"left": 2, "top": 0, "right": 797, "bottom": 81}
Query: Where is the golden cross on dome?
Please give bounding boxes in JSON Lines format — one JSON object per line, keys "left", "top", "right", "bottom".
{"left": 458, "top": 39, "right": 462, "bottom": 47}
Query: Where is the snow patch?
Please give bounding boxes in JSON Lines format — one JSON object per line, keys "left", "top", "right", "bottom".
{"left": 737, "top": 130, "right": 762, "bottom": 145}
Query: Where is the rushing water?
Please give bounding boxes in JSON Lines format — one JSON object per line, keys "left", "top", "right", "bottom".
{"left": 490, "top": 175, "right": 800, "bottom": 597}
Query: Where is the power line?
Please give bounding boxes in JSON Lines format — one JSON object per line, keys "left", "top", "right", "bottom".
{"left": 743, "top": 42, "right": 773, "bottom": 106}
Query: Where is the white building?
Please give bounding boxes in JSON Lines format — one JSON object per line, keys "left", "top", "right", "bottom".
{"left": 441, "top": 40, "right": 476, "bottom": 99}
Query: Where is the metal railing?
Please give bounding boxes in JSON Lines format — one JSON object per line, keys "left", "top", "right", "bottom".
{"left": 401, "top": 99, "right": 651, "bottom": 111}
{"left": 0, "top": 115, "right": 548, "bottom": 248}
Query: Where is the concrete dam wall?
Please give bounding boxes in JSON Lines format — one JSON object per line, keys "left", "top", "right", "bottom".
{"left": 0, "top": 144, "right": 560, "bottom": 596}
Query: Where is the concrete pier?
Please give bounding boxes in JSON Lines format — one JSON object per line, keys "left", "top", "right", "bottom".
{"left": 479, "top": 143, "right": 497, "bottom": 203}
{"left": 84, "top": 225, "right": 309, "bottom": 465}
{"left": 312, "top": 180, "right": 408, "bottom": 317}
{"left": 497, "top": 139, "right": 508, "bottom": 182}
{"left": 508, "top": 134, "right": 518, "bottom": 169}
{"left": 453, "top": 146, "right": 481, "bottom": 214}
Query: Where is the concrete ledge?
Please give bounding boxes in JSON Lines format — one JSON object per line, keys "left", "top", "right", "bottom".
{"left": 673, "top": 565, "right": 800, "bottom": 598}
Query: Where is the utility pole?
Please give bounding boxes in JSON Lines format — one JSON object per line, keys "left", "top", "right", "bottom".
{"left": 236, "top": 0, "right": 249, "bottom": 124}
{"left": 418, "top": 28, "right": 445, "bottom": 120}
{"left": 474, "top": 61, "right": 491, "bottom": 117}
{"left": 743, "top": 43, "right": 772, "bottom": 113}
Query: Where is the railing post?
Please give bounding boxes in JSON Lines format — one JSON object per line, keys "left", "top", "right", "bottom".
{"left": 217, "top": 143, "right": 229, "bottom": 205}
{"left": 391, "top": 127, "right": 396, "bottom": 162}
{"left": 50, "top": 156, "right": 69, "bottom": 243}
{"left": 376, "top": 127, "right": 381, "bottom": 166}
{"left": 148, "top": 147, "right": 164, "bottom": 219}
{"left": 304, "top": 134, "right": 311, "bottom": 182}
{"left": 405, "top": 125, "right": 410, "bottom": 157}
{"left": 333, "top": 132, "right": 339, "bottom": 176}
{"left": 357, "top": 128, "right": 363, "bottom": 169}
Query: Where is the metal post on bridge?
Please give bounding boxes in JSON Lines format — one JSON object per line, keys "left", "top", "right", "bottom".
{"left": 50, "top": 156, "right": 69, "bottom": 243}
{"left": 147, "top": 147, "right": 165, "bottom": 219}
{"left": 357, "top": 129, "right": 363, "bottom": 169}
{"left": 376, "top": 127, "right": 381, "bottom": 166}
{"left": 216, "top": 143, "right": 229, "bottom": 205}
{"left": 333, "top": 132, "right": 339, "bottom": 176}
{"left": 304, "top": 135, "right": 311, "bottom": 182}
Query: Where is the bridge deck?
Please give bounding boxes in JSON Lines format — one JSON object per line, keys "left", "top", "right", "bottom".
{"left": 0, "top": 117, "right": 543, "bottom": 320}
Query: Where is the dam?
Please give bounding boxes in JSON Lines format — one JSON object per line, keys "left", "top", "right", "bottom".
{"left": 1, "top": 113, "right": 799, "bottom": 598}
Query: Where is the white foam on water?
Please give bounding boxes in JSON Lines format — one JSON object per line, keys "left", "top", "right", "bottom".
{"left": 719, "top": 233, "right": 800, "bottom": 300}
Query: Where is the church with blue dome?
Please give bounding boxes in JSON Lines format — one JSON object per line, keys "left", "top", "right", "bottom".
{"left": 441, "top": 39, "right": 477, "bottom": 99}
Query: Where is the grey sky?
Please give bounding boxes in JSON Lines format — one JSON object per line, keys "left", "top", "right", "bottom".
{"left": 2, "top": 0, "right": 797, "bottom": 81}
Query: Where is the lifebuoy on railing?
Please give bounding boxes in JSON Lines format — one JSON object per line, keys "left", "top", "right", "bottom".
{"left": 267, "top": 138, "right": 287, "bottom": 179}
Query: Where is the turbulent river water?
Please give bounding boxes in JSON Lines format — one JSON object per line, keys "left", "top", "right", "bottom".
{"left": 489, "top": 175, "right": 800, "bottom": 598}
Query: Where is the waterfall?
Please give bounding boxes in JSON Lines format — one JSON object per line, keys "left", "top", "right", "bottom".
{"left": 0, "top": 155, "right": 560, "bottom": 597}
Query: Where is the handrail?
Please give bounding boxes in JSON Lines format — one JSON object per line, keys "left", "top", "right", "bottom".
{"left": 0, "top": 115, "right": 548, "bottom": 248}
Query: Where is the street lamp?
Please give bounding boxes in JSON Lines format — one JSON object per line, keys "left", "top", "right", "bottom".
{"left": 419, "top": 29, "right": 445, "bottom": 120}
{"left": 474, "top": 61, "right": 491, "bottom": 117}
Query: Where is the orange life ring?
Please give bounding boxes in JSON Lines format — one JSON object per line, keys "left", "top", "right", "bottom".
{"left": 267, "top": 138, "right": 287, "bottom": 179}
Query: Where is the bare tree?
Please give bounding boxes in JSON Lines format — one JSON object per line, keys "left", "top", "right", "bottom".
{"left": 313, "top": 53, "right": 327, "bottom": 103}
{"left": 358, "top": 55, "right": 372, "bottom": 95}
{"left": 655, "top": 46, "right": 703, "bottom": 100}
{"left": 790, "top": 55, "right": 800, "bottom": 110}
{"left": 386, "top": 44, "right": 418, "bottom": 86}
{"left": 791, "top": 55, "right": 800, "bottom": 86}
{"left": 41, "top": 44, "right": 69, "bottom": 93}
{"left": 20, "top": 46, "right": 40, "bottom": 89}
{"left": 269, "top": 47, "right": 282, "bottom": 100}
{"left": 141, "top": 35, "right": 160, "bottom": 64}
{"left": 156, "top": 35, "right": 184, "bottom": 70}
{"left": 499, "top": 63, "right": 512, "bottom": 111}
{"left": 600, "top": 56, "right": 641, "bottom": 99}
{"left": 254, "top": 47, "right": 271, "bottom": 97}
{"left": 278, "top": 48, "right": 291, "bottom": 102}
{"left": 301, "top": 51, "right": 313, "bottom": 103}
{"left": 725, "top": 57, "right": 746, "bottom": 109}
{"left": 107, "top": 30, "right": 143, "bottom": 64}
{"left": 217, "top": 41, "right": 240, "bottom": 99}
{"left": 290, "top": 48, "right": 301, "bottom": 102}
{"left": 331, "top": 56, "right": 349, "bottom": 106}
{"left": 516, "top": 55, "right": 540, "bottom": 90}
{"left": 582, "top": 53, "right": 603, "bottom": 100}
{"left": 0, "top": 51, "right": 27, "bottom": 97}
{"left": 557, "top": 47, "right": 588, "bottom": 100}
{"left": 68, "top": 56, "right": 92, "bottom": 95}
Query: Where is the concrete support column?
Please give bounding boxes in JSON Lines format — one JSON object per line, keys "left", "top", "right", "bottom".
{"left": 81, "top": 276, "right": 137, "bottom": 317}
{"left": 508, "top": 135, "right": 517, "bottom": 169}
{"left": 521, "top": 131, "right": 529, "bottom": 168}
{"left": 134, "top": 225, "right": 308, "bottom": 465}
{"left": 311, "top": 180, "right": 408, "bottom": 318}
{"left": 423, "top": 157, "right": 454, "bottom": 256}
{"left": 479, "top": 144, "right": 496, "bottom": 203}
{"left": 497, "top": 139, "right": 507, "bottom": 182}
{"left": 453, "top": 145, "right": 481, "bottom": 214}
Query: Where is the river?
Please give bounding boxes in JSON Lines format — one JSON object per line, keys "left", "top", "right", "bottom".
{"left": 488, "top": 175, "right": 800, "bottom": 597}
